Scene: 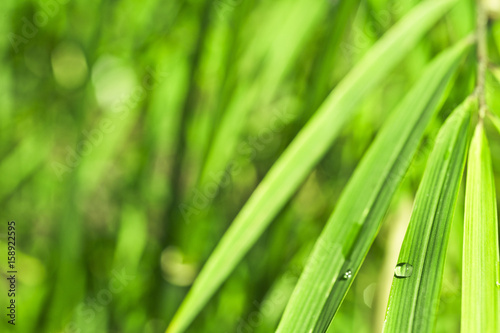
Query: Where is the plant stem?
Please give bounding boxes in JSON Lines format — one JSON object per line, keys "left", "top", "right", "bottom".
{"left": 476, "top": 0, "right": 488, "bottom": 120}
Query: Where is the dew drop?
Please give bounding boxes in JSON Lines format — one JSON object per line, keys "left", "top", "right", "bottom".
{"left": 342, "top": 269, "right": 352, "bottom": 280}
{"left": 394, "top": 263, "right": 413, "bottom": 278}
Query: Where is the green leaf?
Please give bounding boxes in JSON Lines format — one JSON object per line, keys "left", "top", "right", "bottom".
{"left": 166, "top": 1, "right": 458, "bottom": 332}
{"left": 462, "top": 122, "right": 500, "bottom": 332}
{"left": 276, "top": 38, "right": 472, "bottom": 333}
{"left": 383, "top": 97, "right": 476, "bottom": 332}
{"left": 488, "top": 111, "right": 500, "bottom": 135}
{"left": 198, "top": 0, "right": 327, "bottom": 188}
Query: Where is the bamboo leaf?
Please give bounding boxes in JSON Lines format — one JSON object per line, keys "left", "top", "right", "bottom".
{"left": 198, "top": 0, "right": 327, "bottom": 187}
{"left": 276, "top": 38, "right": 472, "bottom": 333}
{"left": 462, "top": 122, "right": 500, "bottom": 332}
{"left": 383, "top": 97, "right": 476, "bottom": 332}
{"left": 488, "top": 111, "right": 500, "bottom": 135}
{"left": 166, "top": 1, "right": 458, "bottom": 332}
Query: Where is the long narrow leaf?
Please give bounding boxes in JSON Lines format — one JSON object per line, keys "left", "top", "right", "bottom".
{"left": 488, "top": 111, "right": 500, "bottom": 135}
{"left": 277, "top": 38, "right": 472, "bottom": 333}
{"left": 167, "top": 1, "right": 458, "bottom": 332}
{"left": 198, "top": 0, "right": 326, "bottom": 187}
{"left": 462, "top": 122, "right": 500, "bottom": 332}
{"left": 383, "top": 97, "right": 475, "bottom": 332}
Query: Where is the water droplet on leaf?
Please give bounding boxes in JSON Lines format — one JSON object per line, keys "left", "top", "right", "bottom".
{"left": 342, "top": 269, "right": 352, "bottom": 280}
{"left": 394, "top": 263, "right": 413, "bottom": 278}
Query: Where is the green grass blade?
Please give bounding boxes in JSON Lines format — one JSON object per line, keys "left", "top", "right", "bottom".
{"left": 167, "top": 1, "right": 458, "bottom": 332}
{"left": 462, "top": 123, "right": 500, "bottom": 332}
{"left": 383, "top": 97, "right": 476, "bottom": 332}
{"left": 276, "top": 39, "right": 472, "bottom": 333}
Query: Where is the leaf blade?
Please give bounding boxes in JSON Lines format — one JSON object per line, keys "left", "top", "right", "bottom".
{"left": 383, "top": 97, "right": 476, "bottom": 332}
{"left": 462, "top": 122, "right": 500, "bottom": 332}
{"left": 167, "top": 1, "right": 459, "bottom": 332}
{"left": 488, "top": 111, "right": 500, "bottom": 135}
{"left": 276, "top": 38, "right": 472, "bottom": 333}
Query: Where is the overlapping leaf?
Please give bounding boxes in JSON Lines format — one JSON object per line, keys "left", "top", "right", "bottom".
{"left": 462, "top": 123, "right": 500, "bottom": 332}
{"left": 277, "top": 38, "right": 471, "bottom": 333}
{"left": 489, "top": 111, "right": 500, "bottom": 135}
{"left": 166, "top": 1, "right": 459, "bottom": 332}
{"left": 383, "top": 97, "right": 475, "bottom": 332}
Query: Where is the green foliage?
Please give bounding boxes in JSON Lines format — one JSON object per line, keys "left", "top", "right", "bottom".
{"left": 489, "top": 111, "right": 500, "bottom": 134}
{"left": 462, "top": 122, "right": 500, "bottom": 332}
{"left": 383, "top": 97, "right": 475, "bottom": 332}
{"left": 276, "top": 38, "right": 471, "bottom": 333}
{"left": 166, "top": 1, "right": 459, "bottom": 332}
{"left": 3, "top": 0, "right": 500, "bottom": 333}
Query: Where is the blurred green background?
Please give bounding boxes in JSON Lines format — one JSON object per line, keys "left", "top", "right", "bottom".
{"left": 1, "top": 0, "right": 500, "bottom": 332}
